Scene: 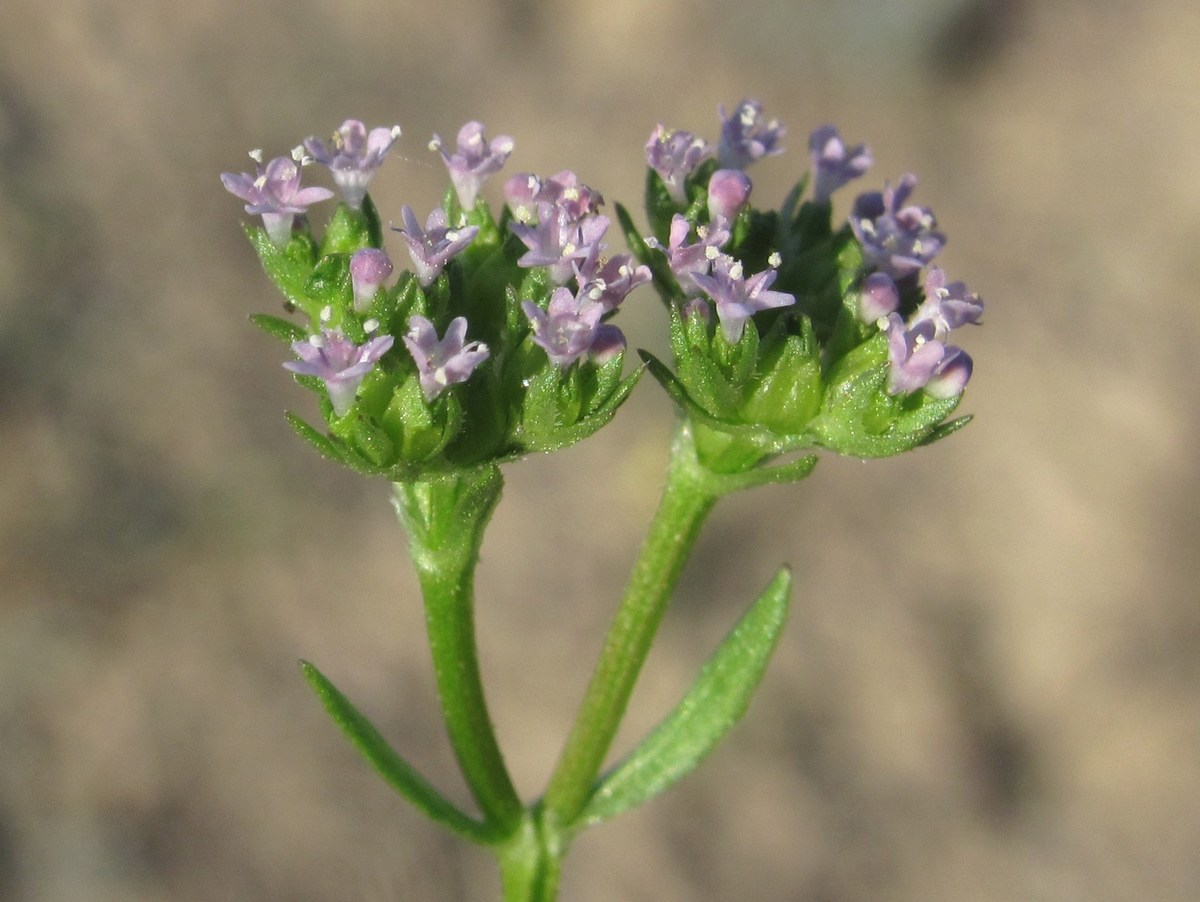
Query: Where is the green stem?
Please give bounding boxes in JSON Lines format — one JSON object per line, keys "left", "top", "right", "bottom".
{"left": 392, "top": 465, "right": 523, "bottom": 835}
{"left": 542, "top": 421, "right": 723, "bottom": 828}
{"left": 496, "top": 809, "right": 563, "bottom": 902}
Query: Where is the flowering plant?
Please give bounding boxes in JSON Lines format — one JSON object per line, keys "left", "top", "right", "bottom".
{"left": 223, "top": 101, "right": 982, "bottom": 900}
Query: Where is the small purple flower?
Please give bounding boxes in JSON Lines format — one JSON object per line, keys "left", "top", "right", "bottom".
{"left": 303, "top": 120, "right": 402, "bottom": 210}
{"left": 850, "top": 174, "right": 946, "bottom": 279}
{"left": 808, "top": 125, "right": 872, "bottom": 204}
{"left": 349, "top": 248, "right": 393, "bottom": 313}
{"left": 883, "top": 315, "right": 944, "bottom": 395}
{"left": 707, "top": 169, "right": 752, "bottom": 224}
{"left": 858, "top": 272, "right": 900, "bottom": 324}
{"left": 539, "top": 170, "right": 604, "bottom": 222}
{"left": 511, "top": 204, "right": 611, "bottom": 285}
{"left": 925, "top": 346, "right": 973, "bottom": 399}
{"left": 690, "top": 255, "right": 796, "bottom": 344}
{"left": 402, "top": 316, "right": 490, "bottom": 402}
{"left": 221, "top": 152, "right": 334, "bottom": 246}
{"left": 717, "top": 99, "right": 785, "bottom": 170}
{"left": 283, "top": 328, "right": 394, "bottom": 416}
{"left": 647, "top": 215, "right": 731, "bottom": 295}
{"left": 646, "top": 125, "right": 712, "bottom": 204}
{"left": 910, "top": 267, "right": 984, "bottom": 339}
{"left": 882, "top": 314, "right": 972, "bottom": 397}
{"left": 393, "top": 205, "right": 479, "bottom": 287}
{"left": 504, "top": 173, "right": 543, "bottom": 223}
{"left": 574, "top": 251, "right": 651, "bottom": 312}
{"left": 522, "top": 286, "right": 618, "bottom": 368}
{"left": 430, "top": 121, "right": 514, "bottom": 210}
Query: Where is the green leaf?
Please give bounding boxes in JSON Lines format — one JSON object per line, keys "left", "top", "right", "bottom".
{"left": 250, "top": 313, "right": 306, "bottom": 345}
{"left": 246, "top": 225, "right": 318, "bottom": 314}
{"left": 300, "top": 661, "right": 494, "bottom": 844}
{"left": 919, "top": 413, "right": 973, "bottom": 446}
{"left": 575, "top": 568, "right": 793, "bottom": 828}
{"left": 285, "top": 412, "right": 345, "bottom": 464}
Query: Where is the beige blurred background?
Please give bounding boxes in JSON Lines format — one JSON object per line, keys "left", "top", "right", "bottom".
{"left": 2, "top": 0, "right": 1198, "bottom": 899}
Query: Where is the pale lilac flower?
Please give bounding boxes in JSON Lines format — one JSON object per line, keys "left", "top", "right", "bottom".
{"left": 511, "top": 204, "right": 611, "bottom": 285}
{"left": 504, "top": 173, "right": 544, "bottom": 223}
{"left": 707, "top": 169, "right": 752, "bottom": 224}
{"left": 850, "top": 174, "right": 946, "bottom": 279}
{"left": 538, "top": 170, "right": 604, "bottom": 222}
{"left": 690, "top": 255, "right": 796, "bottom": 343}
{"left": 808, "top": 125, "right": 872, "bottom": 204}
{"left": 883, "top": 314, "right": 972, "bottom": 396}
{"left": 858, "top": 272, "right": 900, "bottom": 324}
{"left": 349, "top": 248, "right": 393, "bottom": 313}
{"left": 303, "top": 120, "right": 401, "bottom": 210}
{"left": 522, "top": 286, "right": 613, "bottom": 368}
{"left": 402, "top": 316, "right": 490, "bottom": 401}
{"left": 283, "top": 328, "right": 394, "bottom": 416}
{"left": 587, "top": 324, "right": 627, "bottom": 364}
{"left": 717, "top": 100, "right": 785, "bottom": 170}
{"left": 574, "top": 251, "right": 651, "bottom": 312}
{"left": 910, "top": 267, "right": 984, "bottom": 339}
{"left": 430, "top": 121, "right": 514, "bottom": 210}
{"left": 503, "top": 170, "right": 603, "bottom": 225}
{"left": 883, "top": 315, "right": 945, "bottom": 395}
{"left": 646, "top": 215, "right": 731, "bottom": 294}
{"left": 221, "top": 152, "right": 334, "bottom": 246}
{"left": 925, "top": 347, "right": 973, "bottom": 398}
{"left": 393, "top": 205, "right": 479, "bottom": 287}
{"left": 646, "top": 125, "right": 712, "bottom": 204}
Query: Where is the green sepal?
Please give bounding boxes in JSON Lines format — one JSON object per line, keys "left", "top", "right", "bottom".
{"left": 575, "top": 567, "right": 792, "bottom": 828}
{"left": 299, "top": 661, "right": 494, "bottom": 844}
{"left": 285, "top": 411, "right": 352, "bottom": 465}
{"left": 517, "top": 354, "right": 642, "bottom": 453}
{"left": 381, "top": 377, "right": 464, "bottom": 466}
{"left": 330, "top": 410, "right": 398, "bottom": 469}
{"left": 319, "top": 197, "right": 382, "bottom": 256}
{"left": 304, "top": 254, "right": 352, "bottom": 323}
{"left": 246, "top": 225, "right": 318, "bottom": 314}
{"left": 250, "top": 313, "right": 306, "bottom": 345}
{"left": 809, "top": 333, "right": 962, "bottom": 457}
{"left": 740, "top": 321, "right": 823, "bottom": 435}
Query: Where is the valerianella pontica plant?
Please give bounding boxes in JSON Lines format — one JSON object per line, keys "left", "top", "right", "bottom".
{"left": 222, "top": 102, "right": 982, "bottom": 901}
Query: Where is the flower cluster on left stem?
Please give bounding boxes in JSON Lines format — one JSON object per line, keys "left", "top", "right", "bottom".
{"left": 222, "top": 119, "right": 643, "bottom": 481}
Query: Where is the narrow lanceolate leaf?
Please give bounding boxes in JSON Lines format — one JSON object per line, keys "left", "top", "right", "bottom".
{"left": 299, "top": 661, "right": 493, "bottom": 844}
{"left": 250, "top": 313, "right": 307, "bottom": 345}
{"left": 576, "top": 568, "right": 793, "bottom": 828}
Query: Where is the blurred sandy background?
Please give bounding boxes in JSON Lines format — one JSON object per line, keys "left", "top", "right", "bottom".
{"left": 2, "top": 0, "right": 1198, "bottom": 899}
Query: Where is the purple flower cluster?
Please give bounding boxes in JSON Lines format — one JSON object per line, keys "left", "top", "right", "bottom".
{"left": 875, "top": 267, "right": 983, "bottom": 397}
{"left": 508, "top": 170, "right": 647, "bottom": 366}
{"left": 849, "top": 174, "right": 945, "bottom": 279}
{"left": 647, "top": 214, "right": 792, "bottom": 343}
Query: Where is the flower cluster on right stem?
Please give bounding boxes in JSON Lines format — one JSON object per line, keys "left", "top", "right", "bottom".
{"left": 630, "top": 99, "right": 983, "bottom": 473}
